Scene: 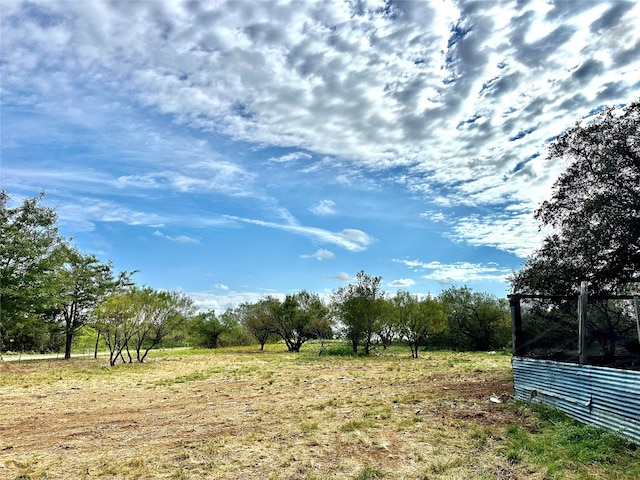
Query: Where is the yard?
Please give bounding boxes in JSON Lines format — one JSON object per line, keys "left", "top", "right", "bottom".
{"left": 0, "top": 346, "right": 637, "bottom": 479}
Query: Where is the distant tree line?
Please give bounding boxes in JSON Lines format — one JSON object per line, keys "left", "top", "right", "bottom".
{"left": 1, "top": 191, "right": 512, "bottom": 363}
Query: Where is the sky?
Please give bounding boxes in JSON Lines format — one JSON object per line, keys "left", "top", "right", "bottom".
{"left": 2, "top": 0, "right": 640, "bottom": 312}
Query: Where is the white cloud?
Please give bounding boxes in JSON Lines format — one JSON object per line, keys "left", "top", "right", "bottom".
{"left": 387, "top": 278, "right": 416, "bottom": 288}
{"left": 333, "top": 272, "right": 352, "bottom": 283}
{"left": 226, "top": 215, "right": 373, "bottom": 252}
{"left": 268, "top": 151, "right": 312, "bottom": 163}
{"left": 153, "top": 230, "right": 200, "bottom": 244}
{"left": 394, "top": 259, "right": 511, "bottom": 284}
{"left": 188, "top": 290, "right": 283, "bottom": 314}
{"left": 215, "top": 284, "right": 230, "bottom": 291}
{"left": 3, "top": 0, "right": 639, "bottom": 299}
{"left": 309, "top": 199, "right": 336, "bottom": 216}
{"left": 56, "top": 198, "right": 165, "bottom": 231}
{"left": 301, "top": 249, "right": 335, "bottom": 261}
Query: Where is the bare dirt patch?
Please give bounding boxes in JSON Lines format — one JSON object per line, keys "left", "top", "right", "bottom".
{"left": 0, "top": 349, "right": 525, "bottom": 479}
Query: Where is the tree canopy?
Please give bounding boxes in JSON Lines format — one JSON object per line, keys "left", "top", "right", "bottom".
{"left": 332, "top": 270, "right": 386, "bottom": 354}
{"left": 1, "top": 192, "right": 65, "bottom": 352}
{"left": 512, "top": 100, "right": 640, "bottom": 295}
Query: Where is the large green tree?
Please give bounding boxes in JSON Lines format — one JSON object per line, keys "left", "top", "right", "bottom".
{"left": 332, "top": 270, "right": 385, "bottom": 354}
{"left": 511, "top": 100, "right": 640, "bottom": 295}
{"left": 0, "top": 192, "right": 66, "bottom": 353}
{"left": 54, "top": 245, "right": 121, "bottom": 359}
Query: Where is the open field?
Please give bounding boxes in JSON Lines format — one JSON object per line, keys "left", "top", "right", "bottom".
{"left": 0, "top": 345, "right": 638, "bottom": 479}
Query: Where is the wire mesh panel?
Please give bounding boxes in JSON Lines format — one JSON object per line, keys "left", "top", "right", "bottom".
{"left": 510, "top": 294, "right": 640, "bottom": 371}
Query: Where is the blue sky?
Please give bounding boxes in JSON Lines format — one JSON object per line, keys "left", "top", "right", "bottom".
{"left": 2, "top": 0, "right": 640, "bottom": 312}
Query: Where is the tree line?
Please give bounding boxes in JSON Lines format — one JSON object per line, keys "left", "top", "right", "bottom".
{"left": 4, "top": 100, "right": 637, "bottom": 363}
{"left": 0, "top": 192, "right": 511, "bottom": 361}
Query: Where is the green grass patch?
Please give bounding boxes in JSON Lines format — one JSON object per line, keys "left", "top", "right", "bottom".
{"left": 339, "top": 418, "right": 376, "bottom": 432}
{"left": 506, "top": 405, "right": 640, "bottom": 478}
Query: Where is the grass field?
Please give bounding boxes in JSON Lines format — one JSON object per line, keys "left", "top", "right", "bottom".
{"left": 0, "top": 344, "right": 638, "bottom": 479}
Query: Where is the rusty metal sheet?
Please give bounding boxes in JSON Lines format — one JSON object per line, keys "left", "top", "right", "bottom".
{"left": 512, "top": 357, "right": 640, "bottom": 444}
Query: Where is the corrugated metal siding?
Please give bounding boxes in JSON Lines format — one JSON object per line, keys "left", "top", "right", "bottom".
{"left": 512, "top": 357, "right": 640, "bottom": 444}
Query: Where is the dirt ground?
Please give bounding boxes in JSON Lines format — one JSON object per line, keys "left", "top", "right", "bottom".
{"left": 0, "top": 349, "right": 522, "bottom": 479}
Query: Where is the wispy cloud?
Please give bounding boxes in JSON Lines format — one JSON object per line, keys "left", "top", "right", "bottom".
{"left": 153, "top": 230, "right": 200, "bottom": 244}
{"left": 225, "top": 215, "right": 372, "bottom": 252}
{"left": 388, "top": 278, "right": 416, "bottom": 288}
{"left": 332, "top": 272, "right": 352, "bottom": 283}
{"left": 56, "top": 198, "right": 165, "bottom": 232}
{"left": 268, "top": 152, "right": 312, "bottom": 163}
{"left": 188, "top": 290, "right": 281, "bottom": 313}
{"left": 301, "top": 249, "right": 335, "bottom": 261}
{"left": 309, "top": 199, "right": 336, "bottom": 216}
{"left": 394, "top": 259, "right": 511, "bottom": 284}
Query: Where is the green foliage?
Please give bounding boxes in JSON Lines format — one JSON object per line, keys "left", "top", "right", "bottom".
{"left": 393, "top": 291, "right": 446, "bottom": 358}
{"left": 53, "top": 244, "right": 124, "bottom": 359}
{"left": 332, "top": 270, "right": 385, "bottom": 354}
{"left": 236, "top": 297, "right": 280, "bottom": 349}
{"left": 272, "top": 290, "right": 333, "bottom": 352}
{"left": 189, "top": 310, "right": 230, "bottom": 348}
{"left": 0, "top": 191, "right": 66, "bottom": 353}
{"left": 128, "top": 287, "right": 195, "bottom": 362}
{"left": 94, "top": 286, "right": 195, "bottom": 365}
{"left": 511, "top": 100, "right": 640, "bottom": 295}
{"left": 439, "top": 286, "right": 511, "bottom": 351}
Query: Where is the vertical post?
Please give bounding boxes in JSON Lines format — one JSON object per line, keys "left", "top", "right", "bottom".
{"left": 510, "top": 296, "right": 524, "bottom": 356}
{"left": 578, "top": 281, "right": 588, "bottom": 365}
{"left": 634, "top": 296, "right": 640, "bottom": 346}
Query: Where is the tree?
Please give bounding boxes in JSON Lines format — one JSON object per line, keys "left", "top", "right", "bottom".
{"left": 53, "top": 245, "right": 120, "bottom": 359}
{"left": 0, "top": 191, "right": 66, "bottom": 353}
{"left": 128, "top": 287, "right": 195, "bottom": 362}
{"left": 393, "top": 291, "right": 446, "bottom": 358}
{"left": 511, "top": 100, "right": 640, "bottom": 295}
{"left": 189, "top": 310, "right": 229, "bottom": 348}
{"left": 93, "top": 292, "right": 140, "bottom": 366}
{"left": 440, "top": 286, "right": 511, "bottom": 351}
{"left": 376, "top": 298, "right": 398, "bottom": 350}
{"left": 332, "top": 270, "right": 385, "bottom": 354}
{"left": 237, "top": 298, "right": 278, "bottom": 350}
{"left": 271, "top": 290, "right": 332, "bottom": 352}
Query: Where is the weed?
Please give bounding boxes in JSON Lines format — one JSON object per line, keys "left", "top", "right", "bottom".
{"left": 352, "top": 464, "right": 386, "bottom": 480}
{"left": 340, "top": 418, "right": 376, "bottom": 432}
{"left": 300, "top": 421, "right": 319, "bottom": 433}
{"left": 426, "top": 455, "right": 460, "bottom": 474}
{"left": 470, "top": 427, "right": 494, "bottom": 449}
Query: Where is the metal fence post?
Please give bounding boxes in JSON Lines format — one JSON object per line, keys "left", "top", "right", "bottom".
{"left": 510, "top": 296, "right": 524, "bottom": 356}
{"left": 578, "top": 281, "right": 588, "bottom": 364}
{"left": 634, "top": 296, "right": 640, "bottom": 346}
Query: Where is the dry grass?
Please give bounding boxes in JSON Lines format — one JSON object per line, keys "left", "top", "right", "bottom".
{"left": 0, "top": 346, "right": 628, "bottom": 479}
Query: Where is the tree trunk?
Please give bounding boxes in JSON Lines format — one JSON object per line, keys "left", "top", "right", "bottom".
{"left": 94, "top": 329, "right": 100, "bottom": 359}
{"left": 64, "top": 328, "right": 73, "bottom": 360}
{"left": 64, "top": 308, "right": 74, "bottom": 360}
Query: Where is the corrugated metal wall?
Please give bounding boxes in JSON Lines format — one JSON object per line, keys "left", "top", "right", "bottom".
{"left": 512, "top": 357, "right": 640, "bottom": 444}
